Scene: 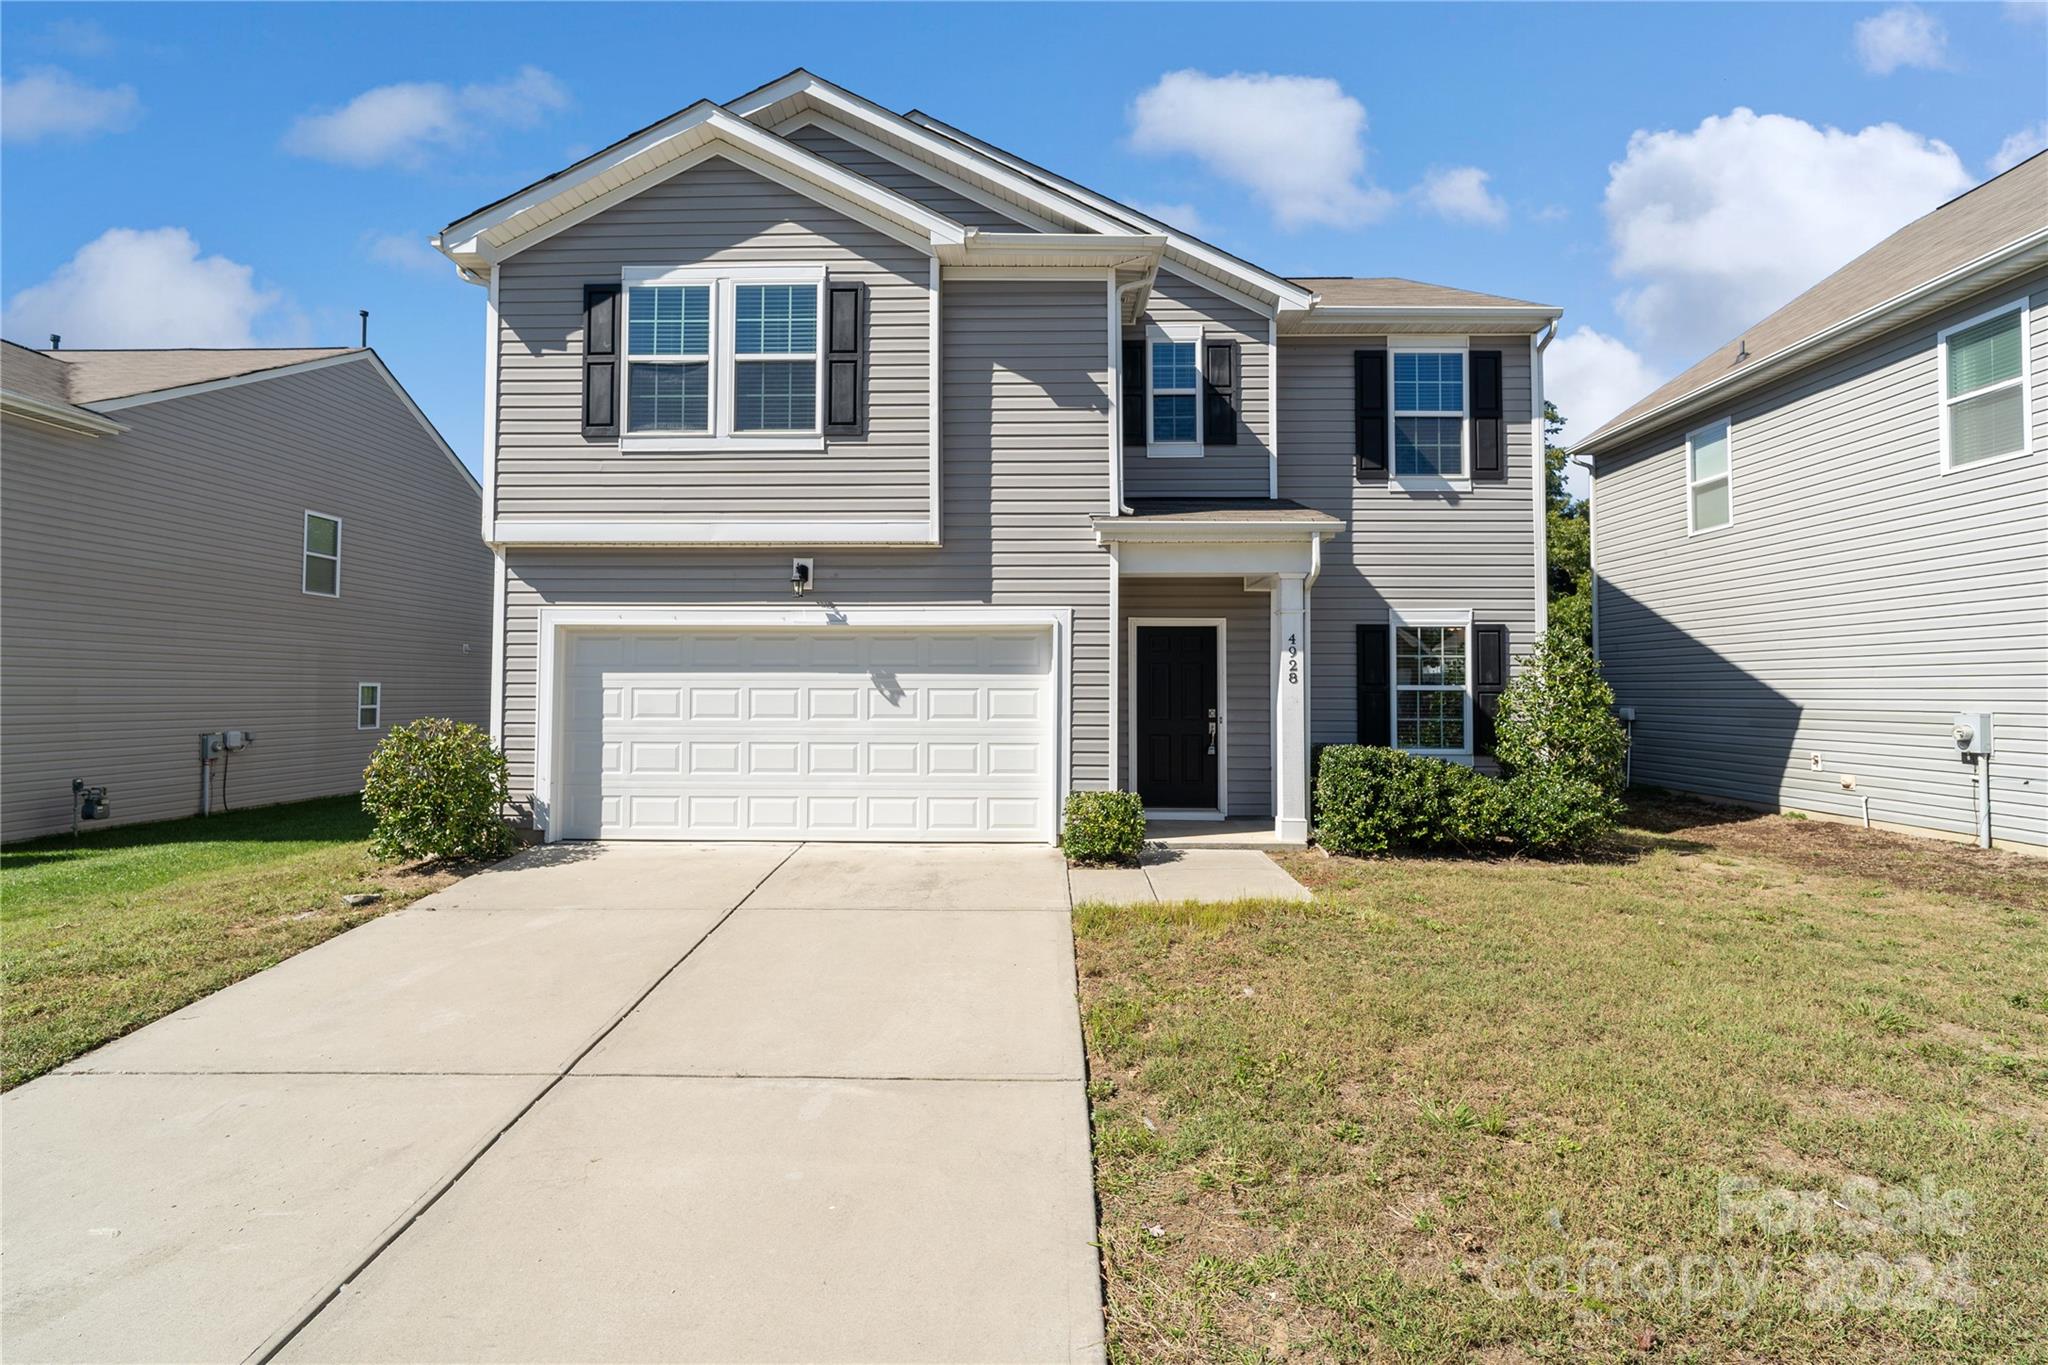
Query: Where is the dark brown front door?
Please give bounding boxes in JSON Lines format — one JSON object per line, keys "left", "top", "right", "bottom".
{"left": 1135, "top": 626, "right": 1219, "bottom": 809}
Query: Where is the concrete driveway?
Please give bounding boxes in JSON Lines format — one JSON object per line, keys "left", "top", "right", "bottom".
{"left": 1, "top": 842, "right": 1103, "bottom": 1364}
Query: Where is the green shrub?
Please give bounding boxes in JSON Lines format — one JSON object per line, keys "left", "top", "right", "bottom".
{"left": 1064, "top": 790, "right": 1146, "bottom": 865}
{"left": 362, "top": 718, "right": 514, "bottom": 862}
{"left": 1505, "top": 769, "right": 1624, "bottom": 856}
{"left": 1493, "top": 627, "right": 1628, "bottom": 794}
{"left": 1314, "top": 746, "right": 1510, "bottom": 857}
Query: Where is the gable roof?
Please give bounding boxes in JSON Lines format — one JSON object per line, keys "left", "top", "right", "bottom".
{"left": 1579, "top": 152, "right": 2048, "bottom": 456}
{"left": 41, "top": 348, "right": 354, "bottom": 404}
{"left": 1, "top": 340, "right": 126, "bottom": 436}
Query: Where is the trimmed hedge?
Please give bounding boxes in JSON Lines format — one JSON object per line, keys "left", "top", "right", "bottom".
{"left": 1063, "top": 790, "right": 1146, "bottom": 865}
{"left": 1314, "top": 746, "right": 1619, "bottom": 858}
{"left": 362, "top": 718, "right": 515, "bottom": 862}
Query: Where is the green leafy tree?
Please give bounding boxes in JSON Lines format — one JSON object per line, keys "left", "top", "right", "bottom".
{"left": 1544, "top": 400, "right": 1593, "bottom": 643}
{"left": 362, "top": 718, "right": 514, "bottom": 862}
{"left": 1493, "top": 626, "right": 1628, "bottom": 796}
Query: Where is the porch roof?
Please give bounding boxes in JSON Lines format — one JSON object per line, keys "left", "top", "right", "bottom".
{"left": 1092, "top": 499, "right": 1342, "bottom": 543}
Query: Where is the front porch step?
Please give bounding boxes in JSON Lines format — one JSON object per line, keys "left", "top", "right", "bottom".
{"left": 1144, "top": 819, "right": 1306, "bottom": 851}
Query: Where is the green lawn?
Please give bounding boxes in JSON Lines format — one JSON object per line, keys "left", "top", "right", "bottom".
{"left": 1077, "top": 799, "right": 2048, "bottom": 1362}
{"left": 1, "top": 796, "right": 467, "bottom": 1088}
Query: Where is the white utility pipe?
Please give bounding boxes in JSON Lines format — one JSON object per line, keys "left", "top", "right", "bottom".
{"left": 1974, "top": 756, "right": 1992, "bottom": 849}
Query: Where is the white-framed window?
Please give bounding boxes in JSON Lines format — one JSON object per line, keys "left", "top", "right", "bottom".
{"left": 303, "top": 511, "right": 341, "bottom": 597}
{"left": 621, "top": 265, "right": 825, "bottom": 450}
{"left": 1391, "top": 342, "right": 1468, "bottom": 489}
{"left": 1939, "top": 298, "right": 2031, "bottom": 471}
{"left": 1686, "top": 418, "right": 1733, "bottom": 534}
{"left": 356, "top": 682, "right": 381, "bottom": 731}
{"left": 1147, "top": 325, "right": 1203, "bottom": 455}
{"left": 1390, "top": 611, "right": 1472, "bottom": 756}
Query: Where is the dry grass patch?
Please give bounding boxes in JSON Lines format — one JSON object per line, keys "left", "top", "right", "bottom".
{"left": 1076, "top": 796, "right": 2047, "bottom": 1362}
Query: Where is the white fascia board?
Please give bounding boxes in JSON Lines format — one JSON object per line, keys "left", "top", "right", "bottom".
{"left": 903, "top": 110, "right": 1316, "bottom": 312}
{"left": 437, "top": 105, "right": 965, "bottom": 269}
{"left": 1577, "top": 228, "right": 2048, "bottom": 458}
{"left": 0, "top": 389, "right": 126, "bottom": 436}
{"left": 1092, "top": 518, "right": 1338, "bottom": 545}
{"left": 1281, "top": 305, "right": 1563, "bottom": 335}
{"left": 492, "top": 519, "right": 938, "bottom": 547}
{"left": 938, "top": 232, "right": 1166, "bottom": 272}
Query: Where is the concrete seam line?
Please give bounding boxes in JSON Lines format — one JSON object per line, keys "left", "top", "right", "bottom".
{"left": 244, "top": 843, "right": 803, "bottom": 1365}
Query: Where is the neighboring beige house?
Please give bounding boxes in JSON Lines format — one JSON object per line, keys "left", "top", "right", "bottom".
{"left": 1579, "top": 153, "right": 2047, "bottom": 851}
{"left": 436, "top": 70, "right": 1557, "bottom": 846}
{"left": 0, "top": 344, "right": 490, "bottom": 841}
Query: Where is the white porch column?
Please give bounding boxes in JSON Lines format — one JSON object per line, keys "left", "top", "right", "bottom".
{"left": 1273, "top": 573, "right": 1309, "bottom": 842}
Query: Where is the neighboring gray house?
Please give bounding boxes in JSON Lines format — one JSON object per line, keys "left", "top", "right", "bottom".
{"left": 435, "top": 71, "right": 1555, "bottom": 845}
{"left": 1580, "top": 153, "right": 2046, "bottom": 851}
{"left": 0, "top": 345, "right": 490, "bottom": 841}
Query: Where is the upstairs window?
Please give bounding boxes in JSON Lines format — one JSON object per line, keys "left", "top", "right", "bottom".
{"left": 1940, "top": 301, "right": 2029, "bottom": 470}
{"left": 621, "top": 267, "right": 824, "bottom": 444}
{"left": 1687, "top": 418, "right": 1733, "bottom": 534}
{"left": 303, "top": 512, "right": 340, "bottom": 596}
{"left": 1393, "top": 350, "right": 1466, "bottom": 480}
{"left": 626, "top": 284, "right": 711, "bottom": 433}
{"left": 1150, "top": 339, "right": 1200, "bottom": 446}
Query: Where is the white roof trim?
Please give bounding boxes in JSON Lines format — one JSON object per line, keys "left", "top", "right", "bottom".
{"left": 902, "top": 108, "right": 1317, "bottom": 312}
{"left": 435, "top": 103, "right": 967, "bottom": 272}
{"left": 1578, "top": 226, "right": 2048, "bottom": 457}
{"left": 87, "top": 351, "right": 480, "bottom": 494}
{"left": 0, "top": 388, "right": 126, "bottom": 436}
{"left": 1281, "top": 303, "right": 1563, "bottom": 336}
{"left": 1091, "top": 517, "right": 1338, "bottom": 544}
{"left": 937, "top": 231, "right": 1166, "bottom": 270}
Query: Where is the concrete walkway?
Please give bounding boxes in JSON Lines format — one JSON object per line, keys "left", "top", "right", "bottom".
{"left": 1069, "top": 847, "right": 1314, "bottom": 906}
{"left": 2, "top": 842, "right": 1104, "bottom": 1364}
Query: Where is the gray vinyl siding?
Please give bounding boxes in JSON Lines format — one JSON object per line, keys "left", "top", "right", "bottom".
{"left": 1117, "top": 577, "right": 1272, "bottom": 815}
{"left": 1123, "top": 271, "right": 1272, "bottom": 499}
{"left": 497, "top": 278, "right": 1114, "bottom": 823}
{"left": 781, "top": 123, "right": 1031, "bottom": 231}
{"left": 1280, "top": 335, "right": 1541, "bottom": 749}
{"left": 492, "top": 156, "right": 932, "bottom": 526}
{"left": 1, "top": 360, "right": 489, "bottom": 841}
{"left": 1593, "top": 270, "right": 2048, "bottom": 849}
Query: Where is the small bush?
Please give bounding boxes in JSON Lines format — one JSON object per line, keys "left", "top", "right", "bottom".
{"left": 1504, "top": 768, "right": 1623, "bottom": 856}
{"left": 1493, "top": 626, "right": 1629, "bottom": 794}
{"left": 362, "top": 718, "right": 514, "bottom": 862}
{"left": 1064, "top": 790, "right": 1146, "bottom": 865}
{"left": 1315, "top": 746, "right": 1510, "bottom": 857}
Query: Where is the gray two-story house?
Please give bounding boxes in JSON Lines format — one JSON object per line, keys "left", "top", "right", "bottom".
{"left": 1580, "top": 153, "right": 2045, "bottom": 851}
{"left": 436, "top": 71, "right": 1556, "bottom": 845}
{"left": 0, "top": 344, "right": 490, "bottom": 840}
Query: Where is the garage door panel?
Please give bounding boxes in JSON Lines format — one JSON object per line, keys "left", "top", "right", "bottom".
{"left": 561, "top": 627, "right": 1055, "bottom": 841}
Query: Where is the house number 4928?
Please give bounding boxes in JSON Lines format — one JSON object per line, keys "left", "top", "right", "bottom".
{"left": 1285, "top": 633, "right": 1300, "bottom": 685}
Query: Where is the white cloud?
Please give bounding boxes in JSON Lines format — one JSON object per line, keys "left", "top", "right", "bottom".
{"left": 1128, "top": 70, "right": 1394, "bottom": 229}
{"left": 1854, "top": 5, "right": 1950, "bottom": 73}
{"left": 1602, "top": 108, "right": 1972, "bottom": 360}
{"left": 364, "top": 232, "right": 448, "bottom": 275}
{"left": 1, "top": 67, "right": 139, "bottom": 143}
{"left": 4, "top": 228, "right": 288, "bottom": 347}
{"left": 1130, "top": 201, "right": 1213, "bottom": 237}
{"left": 284, "top": 66, "right": 568, "bottom": 169}
{"left": 1416, "top": 166, "right": 1507, "bottom": 226}
{"left": 38, "top": 19, "right": 114, "bottom": 58}
{"left": 1988, "top": 121, "right": 2047, "bottom": 173}
{"left": 1545, "top": 327, "right": 1666, "bottom": 448}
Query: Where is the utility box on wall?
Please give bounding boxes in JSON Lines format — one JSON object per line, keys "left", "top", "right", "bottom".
{"left": 1952, "top": 713, "right": 1993, "bottom": 757}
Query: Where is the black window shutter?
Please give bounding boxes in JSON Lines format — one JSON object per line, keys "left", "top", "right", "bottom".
{"left": 1354, "top": 350, "right": 1388, "bottom": 480}
{"left": 1121, "top": 338, "right": 1147, "bottom": 448}
{"left": 824, "top": 280, "right": 866, "bottom": 436}
{"left": 1202, "top": 338, "right": 1240, "bottom": 447}
{"left": 582, "top": 283, "right": 621, "bottom": 439}
{"left": 1474, "top": 624, "right": 1508, "bottom": 756}
{"left": 1357, "top": 623, "right": 1391, "bottom": 745}
{"left": 1471, "top": 350, "right": 1505, "bottom": 481}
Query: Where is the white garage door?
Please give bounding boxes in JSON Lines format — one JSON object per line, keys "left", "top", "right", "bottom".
{"left": 560, "top": 627, "right": 1056, "bottom": 841}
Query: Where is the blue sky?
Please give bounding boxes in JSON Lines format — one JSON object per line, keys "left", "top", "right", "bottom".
{"left": 4, "top": 1, "right": 2044, "bottom": 484}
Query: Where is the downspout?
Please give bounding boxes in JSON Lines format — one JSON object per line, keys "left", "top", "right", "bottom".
{"left": 1530, "top": 320, "right": 1557, "bottom": 640}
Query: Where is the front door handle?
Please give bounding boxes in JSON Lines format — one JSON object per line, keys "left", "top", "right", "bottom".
{"left": 1207, "top": 712, "right": 1218, "bottom": 756}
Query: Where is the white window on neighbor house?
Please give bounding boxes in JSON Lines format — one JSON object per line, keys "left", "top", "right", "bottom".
{"left": 1391, "top": 613, "right": 1471, "bottom": 756}
{"left": 622, "top": 266, "right": 824, "bottom": 445}
{"left": 1686, "top": 418, "right": 1733, "bottom": 534}
{"left": 357, "top": 682, "right": 381, "bottom": 731}
{"left": 1939, "top": 299, "right": 2031, "bottom": 471}
{"left": 1148, "top": 334, "right": 1201, "bottom": 452}
{"left": 303, "top": 512, "right": 341, "bottom": 596}
{"left": 1392, "top": 346, "right": 1467, "bottom": 485}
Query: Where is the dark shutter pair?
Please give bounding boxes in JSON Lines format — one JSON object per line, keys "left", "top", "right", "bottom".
{"left": 1119, "top": 335, "right": 1240, "bottom": 448}
{"left": 579, "top": 280, "right": 867, "bottom": 439}
{"left": 1352, "top": 348, "right": 1507, "bottom": 482}
{"left": 1354, "top": 621, "right": 1510, "bottom": 755}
